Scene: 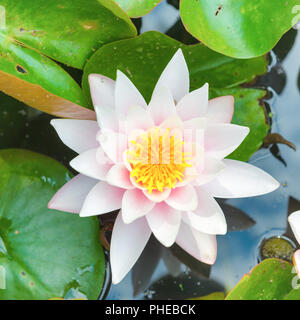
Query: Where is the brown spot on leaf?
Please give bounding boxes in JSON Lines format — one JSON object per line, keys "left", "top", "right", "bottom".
{"left": 215, "top": 5, "right": 223, "bottom": 16}
{"left": 16, "top": 65, "right": 27, "bottom": 74}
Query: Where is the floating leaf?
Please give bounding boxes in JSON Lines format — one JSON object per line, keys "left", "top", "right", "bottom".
{"left": 191, "top": 292, "right": 225, "bottom": 300}
{"left": 83, "top": 31, "right": 268, "bottom": 161}
{"left": 0, "top": 37, "right": 95, "bottom": 119}
{"left": 226, "top": 258, "right": 300, "bottom": 300}
{"left": 1, "top": 0, "right": 136, "bottom": 69}
{"left": 180, "top": 0, "right": 299, "bottom": 58}
{"left": 0, "top": 149, "right": 105, "bottom": 300}
{"left": 114, "top": 0, "right": 163, "bottom": 18}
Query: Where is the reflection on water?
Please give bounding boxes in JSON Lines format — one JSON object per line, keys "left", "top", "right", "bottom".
{"left": 104, "top": 2, "right": 300, "bottom": 299}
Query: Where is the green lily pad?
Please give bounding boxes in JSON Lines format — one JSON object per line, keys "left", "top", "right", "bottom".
{"left": 82, "top": 31, "right": 268, "bottom": 161}
{"left": 0, "top": 36, "right": 95, "bottom": 119}
{"left": 226, "top": 258, "right": 300, "bottom": 300}
{"left": 1, "top": 0, "right": 136, "bottom": 69}
{"left": 190, "top": 292, "right": 225, "bottom": 300}
{"left": 114, "top": 0, "right": 163, "bottom": 17}
{"left": 0, "top": 149, "right": 105, "bottom": 300}
{"left": 180, "top": 0, "right": 299, "bottom": 58}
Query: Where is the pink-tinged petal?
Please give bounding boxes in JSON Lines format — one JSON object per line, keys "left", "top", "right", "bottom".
{"left": 125, "top": 105, "right": 154, "bottom": 132}
{"left": 165, "top": 185, "right": 198, "bottom": 211}
{"left": 159, "top": 115, "right": 183, "bottom": 132}
{"left": 88, "top": 74, "right": 115, "bottom": 109}
{"left": 207, "top": 96, "right": 234, "bottom": 124}
{"left": 95, "top": 104, "right": 118, "bottom": 131}
{"left": 143, "top": 188, "right": 171, "bottom": 203}
{"left": 50, "top": 119, "right": 99, "bottom": 154}
{"left": 80, "top": 181, "right": 124, "bottom": 217}
{"left": 115, "top": 70, "right": 147, "bottom": 117}
{"left": 153, "top": 49, "right": 189, "bottom": 103}
{"left": 203, "top": 159, "right": 280, "bottom": 198}
{"left": 123, "top": 150, "right": 133, "bottom": 172}
{"left": 293, "top": 250, "right": 300, "bottom": 278}
{"left": 175, "top": 166, "right": 198, "bottom": 187}
{"left": 194, "top": 156, "right": 226, "bottom": 186}
{"left": 176, "top": 222, "right": 217, "bottom": 264}
{"left": 48, "top": 174, "right": 98, "bottom": 214}
{"left": 70, "top": 148, "right": 112, "bottom": 180}
{"left": 177, "top": 84, "right": 209, "bottom": 121}
{"left": 110, "top": 213, "right": 151, "bottom": 284}
{"left": 182, "top": 187, "right": 227, "bottom": 235}
{"left": 122, "top": 189, "right": 155, "bottom": 224}
{"left": 205, "top": 123, "right": 250, "bottom": 159}
{"left": 97, "top": 129, "right": 127, "bottom": 164}
{"left": 148, "top": 86, "right": 176, "bottom": 125}
{"left": 183, "top": 117, "right": 206, "bottom": 130}
{"left": 130, "top": 176, "right": 148, "bottom": 190}
{"left": 288, "top": 211, "right": 300, "bottom": 245}
{"left": 106, "top": 164, "right": 134, "bottom": 189}
{"left": 182, "top": 117, "right": 206, "bottom": 145}
{"left": 146, "top": 202, "right": 181, "bottom": 247}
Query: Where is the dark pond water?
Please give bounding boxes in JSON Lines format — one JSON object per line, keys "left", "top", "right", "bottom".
{"left": 13, "top": 1, "right": 300, "bottom": 300}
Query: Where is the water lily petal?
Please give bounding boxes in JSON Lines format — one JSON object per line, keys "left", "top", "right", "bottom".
{"left": 204, "top": 159, "right": 280, "bottom": 198}
{"left": 177, "top": 83, "right": 209, "bottom": 121}
{"left": 115, "top": 70, "right": 147, "bottom": 117}
{"left": 94, "top": 104, "right": 118, "bottom": 131}
{"left": 110, "top": 213, "right": 151, "bottom": 284}
{"left": 183, "top": 117, "right": 206, "bottom": 131}
{"left": 97, "top": 129, "right": 128, "bottom": 164}
{"left": 146, "top": 202, "right": 181, "bottom": 247}
{"left": 194, "top": 156, "right": 226, "bottom": 186}
{"left": 126, "top": 105, "right": 154, "bottom": 132}
{"left": 88, "top": 74, "right": 115, "bottom": 109}
{"left": 288, "top": 211, "right": 300, "bottom": 245}
{"left": 148, "top": 86, "right": 176, "bottom": 125}
{"left": 165, "top": 185, "right": 198, "bottom": 211}
{"left": 182, "top": 187, "right": 227, "bottom": 235}
{"left": 80, "top": 181, "right": 124, "bottom": 217}
{"left": 48, "top": 174, "right": 98, "bottom": 214}
{"left": 176, "top": 221, "right": 217, "bottom": 264}
{"left": 159, "top": 115, "right": 183, "bottom": 132}
{"left": 153, "top": 49, "right": 189, "bottom": 103}
{"left": 143, "top": 188, "right": 171, "bottom": 203}
{"left": 122, "top": 189, "right": 155, "bottom": 224}
{"left": 175, "top": 166, "right": 199, "bottom": 187}
{"left": 207, "top": 96, "right": 234, "bottom": 124}
{"left": 50, "top": 119, "right": 99, "bottom": 154}
{"left": 70, "top": 148, "right": 112, "bottom": 180}
{"left": 205, "top": 123, "right": 250, "bottom": 159}
{"left": 106, "top": 164, "right": 134, "bottom": 189}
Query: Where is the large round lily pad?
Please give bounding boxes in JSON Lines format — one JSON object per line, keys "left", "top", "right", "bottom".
{"left": 180, "top": 0, "right": 299, "bottom": 58}
{"left": 0, "top": 149, "right": 105, "bottom": 300}
{"left": 226, "top": 258, "right": 300, "bottom": 300}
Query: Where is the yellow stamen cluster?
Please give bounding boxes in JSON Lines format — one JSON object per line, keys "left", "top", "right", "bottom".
{"left": 127, "top": 128, "right": 191, "bottom": 193}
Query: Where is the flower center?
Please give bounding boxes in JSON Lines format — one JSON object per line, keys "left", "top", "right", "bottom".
{"left": 127, "top": 128, "right": 191, "bottom": 193}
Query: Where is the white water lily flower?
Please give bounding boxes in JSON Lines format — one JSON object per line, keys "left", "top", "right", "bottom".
{"left": 288, "top": 211, "right": 300, "bottom": 277}
{"left": 48, "top": 49, "right": 279, "bottom": 284}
